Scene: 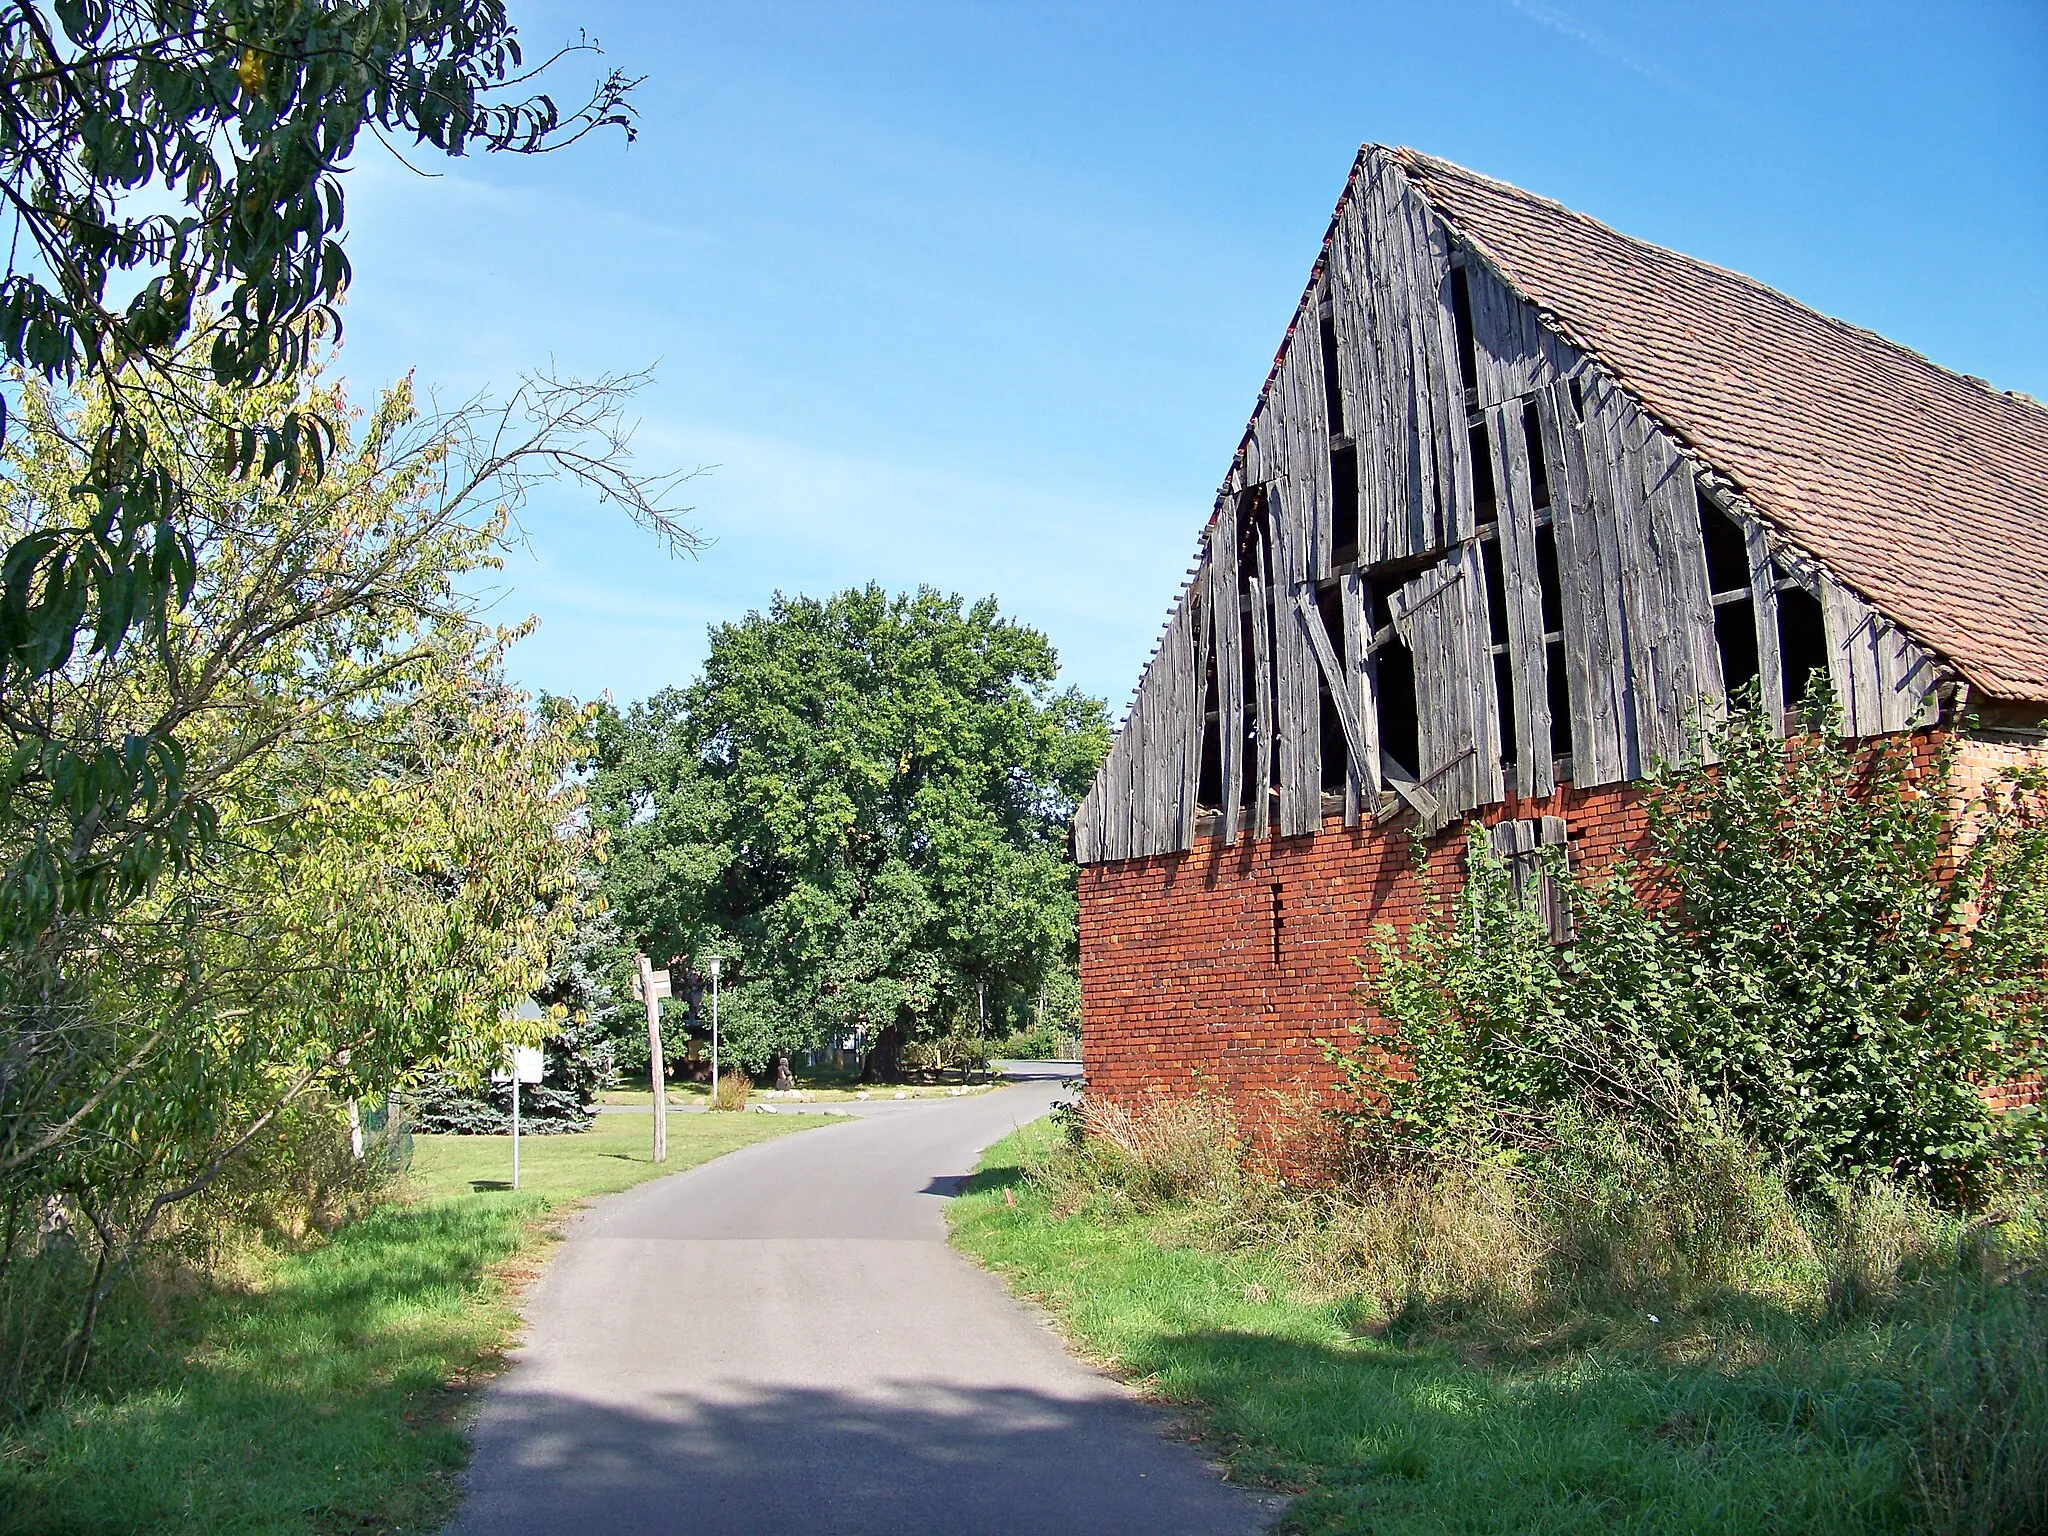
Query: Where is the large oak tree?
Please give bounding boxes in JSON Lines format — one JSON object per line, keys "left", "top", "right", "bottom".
{"left": 589, "top": 586, "right": 1108, "bottom": 1084}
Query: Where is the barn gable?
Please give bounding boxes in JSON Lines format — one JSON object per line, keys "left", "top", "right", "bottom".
{"left": 1073, "top": 146, "right": 2001, "bottom": 865}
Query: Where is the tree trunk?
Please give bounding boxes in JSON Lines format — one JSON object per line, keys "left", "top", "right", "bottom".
{"left": 859, "top": 1021, "right": 905, "bottom": 1084}
{"left": 774, "top": 1050, "right": 795, "bottom": 1091}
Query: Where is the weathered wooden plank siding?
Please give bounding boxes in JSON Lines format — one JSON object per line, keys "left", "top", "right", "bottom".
{"left": 1248, "top": 519, "right": 1275, "bottom": 840}
{"left": 1073, "top": 146, "right": 1949, "bottom": 866}
{"left": 1743, "top": 516, "right": 1788, "bottom": 732}
{"left": 1208, "top": 503, "right": 1245, "bottom": 845}
{"left": 1460, "top": 252, "right": 1580, "bottom": 410}
{"left": 1391, "top": 543, "right": 1501, "bottom": 830}
{"left": 1822, "top": 573, "right": 1940, "bottom": 736}
{"left": 1485, "top": 399, "right": 1556, "bottom": 798}
{"left": 1536, "top": 381, "right": 1634, "bottom": 787}
{"left": 1272, "top": 480, "right": 1322, "bottom": 838}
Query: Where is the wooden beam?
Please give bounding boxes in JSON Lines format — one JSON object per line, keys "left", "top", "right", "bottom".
{"left": 1486, "top": 401, "right": 1556, "bottom": 798}
{"left": 1293, "top": 587, "right": 1377, "bottom": 817}
{"left": 1741, "top": 512, "right": 1787, "bottom": 733}
{"left": 1379, "top": 748, "right": 1442, "bottom": 826}
{"left": 1249, "top": 522, "right": 1274, "bottom": 839}
{"left": 1340, "top": 568, "right": 1387, "bottom": 821}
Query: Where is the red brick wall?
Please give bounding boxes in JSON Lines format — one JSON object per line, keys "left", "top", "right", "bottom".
{"left": 1079, "top": 776, "right": 1655, "bottom": 1118}
{"left": 1079, "top": 727, "right": 2048, "bottom": 1127}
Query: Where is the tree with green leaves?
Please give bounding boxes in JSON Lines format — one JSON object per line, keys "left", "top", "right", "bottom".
{"left": 412, "top": 862, "right": 630, "bottom": 1134}
{"left": 588, "top": 586, "right": 1109, "bottom": 1084}
{"left": 0, "top": 328, "right": 638, "bottom": 1391}
{"left": 0, "top": 0, "right": 677, "bottom": 1007}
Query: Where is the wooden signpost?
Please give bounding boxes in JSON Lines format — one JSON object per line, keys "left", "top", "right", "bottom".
{"left": 634, "top": 954, "right": 672, "bottom": 1163}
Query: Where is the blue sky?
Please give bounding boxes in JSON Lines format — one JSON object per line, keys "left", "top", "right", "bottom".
{"left": 333, "top": 1, "right": 2047, "bottom": 713}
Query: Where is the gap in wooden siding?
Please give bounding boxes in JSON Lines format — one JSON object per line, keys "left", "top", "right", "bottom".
{"left": 1319, "top": 306, "right": 1347, "bottom": 436}
{"left": 1367, "top": 569, "right": 1423, "bottom": 783}
{"left": 1778, "top": 582, "right": 1830, "bottom": 717}
{"left": 1331, "top": 444, "right": 1360, "bottom": 557}
{"left": 1196, "top": 604, "right": 1223, "bottom": 812}
{"left": 1534, "top": 521, "right": 1573, "bottom": 770}
{"left": 1521, "top": 400, "right": 1553, "bottom": 511}
{"left": 1479, "top": 531, "right": 1519, "bottom": 781}
{"left": 1450, "top": 263, "right": 1480, "bottom": 405}
{"left": 1316, "top": 585, "right": 1351, "bottom": 795}
{"left": 1698, "top": 491, "right": 1763, "bottom": 703}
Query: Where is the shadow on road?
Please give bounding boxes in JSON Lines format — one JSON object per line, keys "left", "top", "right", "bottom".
{"left": 455, "top": 1374, "right": 1267, "bottom": 1536}
{"left": 991, "top": 1059, "right": 1084, "bottom": 1084}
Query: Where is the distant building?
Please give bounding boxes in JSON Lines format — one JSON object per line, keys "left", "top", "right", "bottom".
{"left": 1074, "top": 146, "right": 2048, "bottom": 1121}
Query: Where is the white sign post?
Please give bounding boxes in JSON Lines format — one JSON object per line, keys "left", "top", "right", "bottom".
{"left": 493, "top": 1037, "right": 544, "bottom": 1190}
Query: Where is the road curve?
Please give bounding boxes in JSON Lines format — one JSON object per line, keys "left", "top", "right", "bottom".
{"left": 449, "top": 1071, "right": 1269, "bottom": 1535}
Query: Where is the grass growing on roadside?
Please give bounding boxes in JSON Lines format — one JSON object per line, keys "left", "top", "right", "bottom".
{"left": 405, "top": 1113, "right": 804, "bottom": 1202}
{"left": 0, "top": 1114, "right": 822, "bottom": 1536}
{"left": 951, "top": 1118, "right": 2048, "bottom": 1536}
{"left": 594, "top": 1079, "right": 990, "bottom": 1108}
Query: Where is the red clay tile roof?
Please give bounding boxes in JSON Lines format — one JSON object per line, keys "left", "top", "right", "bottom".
{"left": 1392, "top": 147, "right": 2048, "bottom": 704}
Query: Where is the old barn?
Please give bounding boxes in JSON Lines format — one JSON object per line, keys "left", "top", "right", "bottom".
{"left": 1074, "top": 145, "right": 2048, "bottom": 1116}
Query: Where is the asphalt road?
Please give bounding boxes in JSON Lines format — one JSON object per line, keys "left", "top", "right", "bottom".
{"left": 448, "top": 1068, "right": 1270, "bottom": 1535}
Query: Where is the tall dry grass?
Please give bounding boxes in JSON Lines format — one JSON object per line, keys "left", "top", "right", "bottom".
{"left": 711, "top": 1070, "right": 752, "bottom": 1112}
{"left": 1038, "top": 1095, "right": 1243, "bottom": 1215}
{"left": 1029, "top": 1091, "right": 2048, "bottom": 1533}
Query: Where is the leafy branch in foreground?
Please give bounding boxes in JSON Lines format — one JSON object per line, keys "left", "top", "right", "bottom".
{"left": 0, "top": 0, "right": 642, "bottom": 954}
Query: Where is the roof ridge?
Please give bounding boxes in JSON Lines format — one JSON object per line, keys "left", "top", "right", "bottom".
{"left": 1386, "top": 145, "right": 2048, "bottom": 427}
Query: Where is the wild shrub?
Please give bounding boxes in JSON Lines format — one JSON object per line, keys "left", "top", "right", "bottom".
{"left": 901, "top": 1031, "right": 991, "bottom": 1075}
{"left": 989, "top": 1021, "right": 1077, "bottom": 1061}
{"left": 178, "top": 1094, "right": 401, "bottom": 1251}
{"left": 0, "top": 1095, "right": 399, "bottom": 1410}
{"left": 1337, "top": 695, "right": 2048, "bottom": 1197}
{"left": 711, "top": 1071, "right": 753, "bottom": 1112}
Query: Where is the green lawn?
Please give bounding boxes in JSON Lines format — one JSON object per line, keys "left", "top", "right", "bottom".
{"left": 949, "top": 1123, "right": 1947, "bottom": 1536}
{"left": 405, "top": 1112, "right": 803, "bottom": 1201}
{"left": 596, "top": 1082, "right": 712, "bottom": 1106}
{"left": 594, "top": 1079, "right": 989, "bottom": 1108}
{"left": 0, "top": 1113, "right": 824, "bottom": 1536}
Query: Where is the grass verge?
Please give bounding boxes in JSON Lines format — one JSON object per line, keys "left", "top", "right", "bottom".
{"left": 0, "top": 1114, "right": 822, "bottom": 1536}
{"left": 594, "top": 1079, "right": 988, "bottom": 1107}
{"left": 950, "top": 1119, "right": 2045, "bottom": 1536}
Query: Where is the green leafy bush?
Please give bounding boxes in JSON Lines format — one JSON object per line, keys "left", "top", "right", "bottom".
{"left": 901, "top": 1031, "right": 992, "bottom": 1075}
{"left": 1338, "top": 697, "right": 2048, "bottom": 1197}
{"left": 990, "top": 1022, "right": 1079, "bottom": 1060}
